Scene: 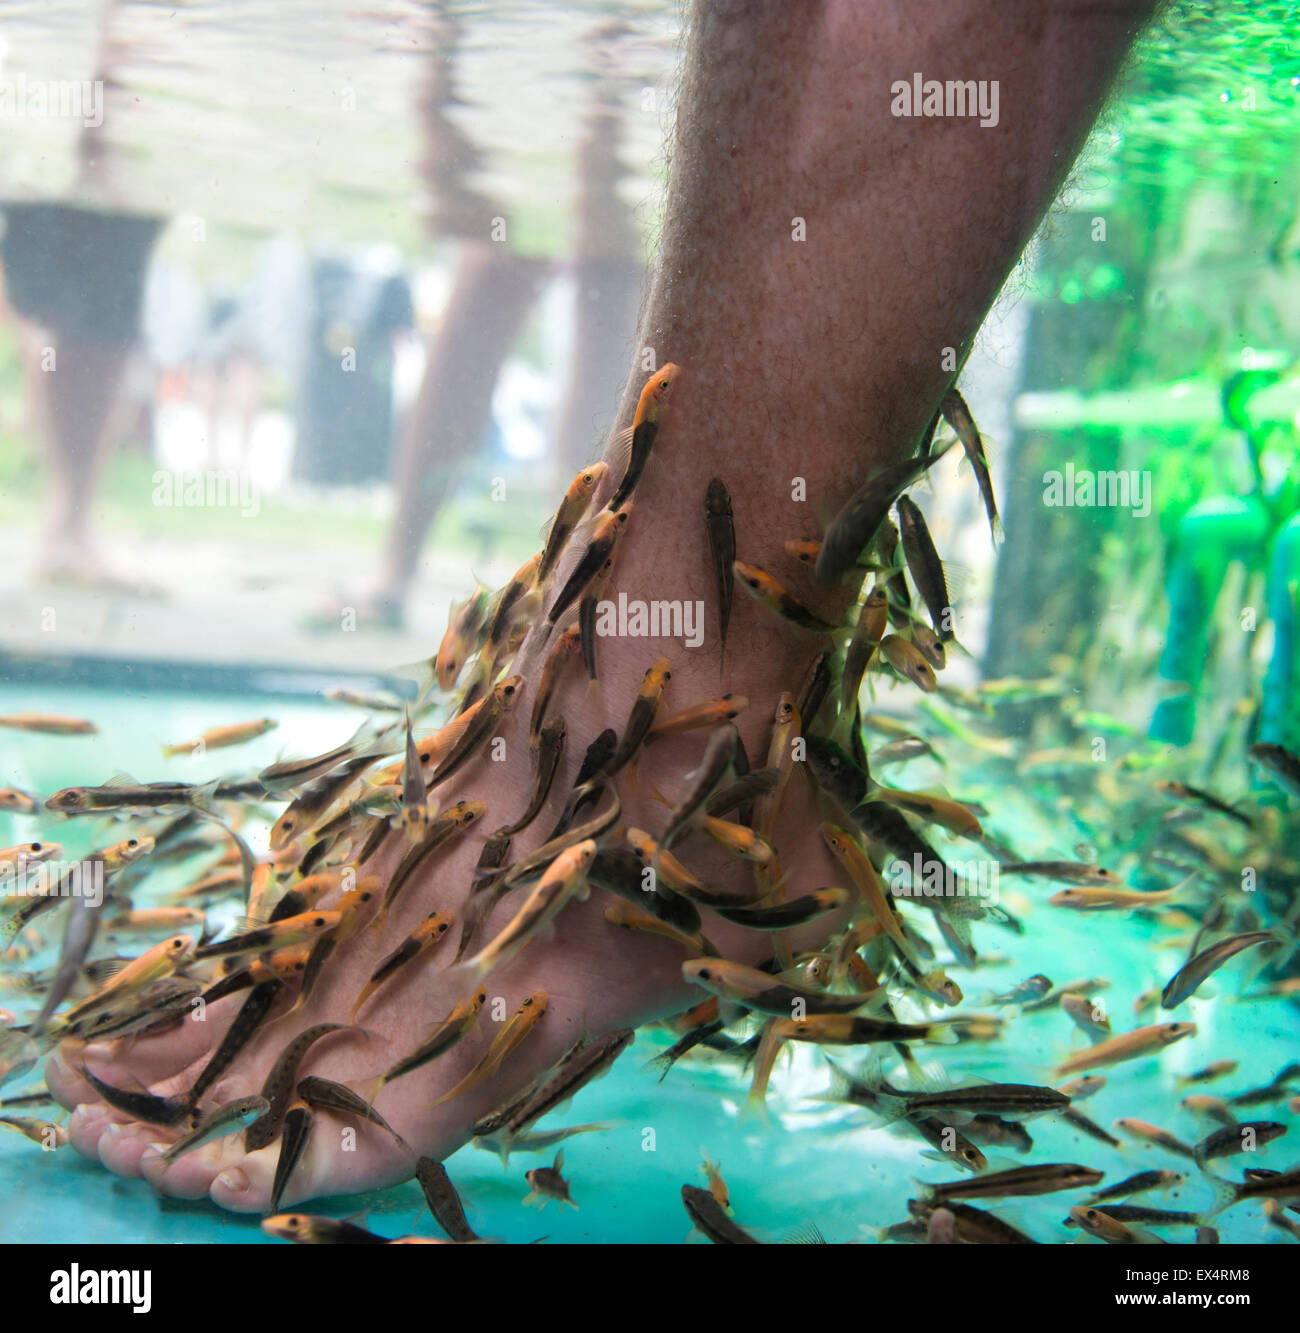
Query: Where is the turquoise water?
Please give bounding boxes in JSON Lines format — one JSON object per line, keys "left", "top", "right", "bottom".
{"left": 3, "top": 684, "right": 1299, "bottom": 1245}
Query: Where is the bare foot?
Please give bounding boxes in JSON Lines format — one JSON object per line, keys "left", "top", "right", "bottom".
{"left": 46, "top": 547, "right": 848, "bottom": 1213}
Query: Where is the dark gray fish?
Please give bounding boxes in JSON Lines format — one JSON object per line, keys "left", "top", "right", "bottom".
{"left": 587, "top": 849, "right": 703, "bottom": 936}
{"left": 415, "top": 1158, "right": 480, "bottom": 1242}
{"left": 599, "top": 661, "right": 672, "bottom": 781}
{"left": 1062, "top": 1107, "right": 1121, "bottom": 1147}
{"left": 713, "top": 889, "right": 848, "bottom": 932}
{"left": 964, "top": 1114, "right": 1034, "bottom": 1153}
{"left": 297, "top": 1076, "right": 409, "bottom": 1152}
{"left": 814, "top": 441, "right": 954, "bottom": 585}
{"left": 1250, "top": 741, "right": 1300, "bottom": 796}
{"left": 80, "top": 1064, "right": 193, "bottom": 1128}
{"left": 379, "top": 800, "right": 482, "bottom": 921}
{"left": 908, "top": 1198, "right": 1036, "bottom": 1244}
{"left": 31, "top": 890, "right": 104, "bottom": 1036}
{"left": 161, "top": 1094, "right": 269, "bottom": 1164}
{"left": 704, "top": 478, "right": 735, "bottom": 666}
{"left": 923, "top": 1163, "right": 1102, "bottom": 1203}
{"left": 661, "top": 723, "right": 740, "bottom": 850}
{"left": 940, "top": 389, "right": 999, "bottom": 543}
{"left": 500, "top": 718, "right": 565, "bottom": 837}
{"left": 258, "top": 722, "right": 397, "bottom": 795}
{"left": 1161, "top": 931, "right": 1276, "bottom": 1010}
{"left": 455, "top": 831, "right": 515, "bottom": 963}
{"left": 794, "top": 650, "right": 832, "bottom": 732}
{"left": 704, "top": 768, "right": 780, "bottom": 820}
{"left": 896, "top": 495, "right": 954, "bottom": 642}
{"left": 545, "top": 509, "right": 631, "bottom": 630}
{"left": 1087, "top": 1169, "right": 1184, "bottom": 1204}
{"left": 188, "top": 979, "right": 285, "bottom": 1105}
{"left": 646, "top": 1019, "right": 727, "bottom": 1084}
{"left": 681, "top": 1183, "right": 760, "bottom": 1244}
{"left": 500, "top": 1029, "right": 634, "bottom": 1137}
{"left": 1194, "top": 1121, "right": 1287, "bottom": 1164}
{"left": 269, "top": 1101, "right": 314, "bottom": 1213}
{"left": 245, "top": 1023, "right": 358, "bottom": 1152}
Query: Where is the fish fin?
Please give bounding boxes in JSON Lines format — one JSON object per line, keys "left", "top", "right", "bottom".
{"left": 606, "top": 424, "right": 636, "bottom": 476}
{"left": 780, "top": 1222, "right": 827, "bottom": 1244}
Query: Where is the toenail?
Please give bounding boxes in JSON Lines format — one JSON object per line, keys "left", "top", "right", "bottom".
{"left": 217, "top": 1168, "right": 249, "bottom": 1193}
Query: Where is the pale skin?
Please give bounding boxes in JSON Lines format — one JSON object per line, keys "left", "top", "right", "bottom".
{"left": 47, "top": 0, "right": 1159, "bottom": 1213}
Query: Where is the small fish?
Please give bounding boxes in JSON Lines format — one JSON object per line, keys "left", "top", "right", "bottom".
{"left": 79, "top": 1064, "right": 192, "bottom": 1127}
{"left": 991, "top": 974, "right": 1052, "bottom": 1007}
{"left": 429, "top": 991, "right": 548, "bottom": 1107}
{"left": 660, "top": 723, "right": 740, "bottom": 852}
{"left": 481, "top": 554, "right": 542, "bottom": 670}
{"left": 922, "top": 1163, "right": 1103, "bottom": 1203}
{"left": 106, "top": 906, "right": 205, "bottom": 932}
{"left": 939, "top": 389, "right": 999, "bottom": 543}
{"left": 895, "top": 496, "right": 954, "bottom": 641}
{"left": 1000, "top": 861, "right": 1124, "bottom": 886}
{"left": 713, "top": 888, "right": 849, "bottom": 932}
{"left": 606, "top": 364, "right": 679, "bottom": 511}
{"left": 704, "top": 478, "right": 735, "bottom": 667}
{"left": 1087, "top": 1170, "right": 1185, "bottom": 1204}
{"left": 55, "top": 933, "right": 194, "bottom": 1030}
{"left": 1056, "top": 1022, "right": 1195, "bottom": 1076}
{"left": 460, "top": 842, "right": 596, "bottom": 983}
{"left": 700, "top": 1148, "right": 730, "bottom": 1211}
{"left": 45, "top": 780, "right": 217, "bottom": 816}
{"left": 821, "top": 823, "right": 917, "bottom": 966}
{"left": 814, "top": 442, "right": 955, "bottom": 585}
{"left": 906, "top": 1198, "right": 1034, "bottom": 1245}
{"left": 1061, "top": 993, "right": 1111, "bottom": 1040}
{"left": 163, "top": 718, "right": 277, "bottom": 758}
{"left": 432, "top": 582, "right": 492, "bottom": 693}
{"left": 1194, "top": 1121, "right": 1287, "bottom": 1164}
{"left": 0, "top": 1115, "right": 69, "bottom": 1147}
{"left": 1067, "top": 1206, "right": 1144, "bottom": 1245}
{"left": 352, "top": 910, "right": 454, "bottom": 1020}
{"left": 599, "top": 659, "right": 672, "bottom": 779}
{"left": 296, "top": 1076, "right": 409, "bottom": 1152}
{"left": 376, "top": 801, "right": 483, "bottom": 926}
{"left": 545, "top": 506, "right": 632, "bottom": 631}
{"left": 681, "top": 957, "right": 878, "bottom": 1018}
{"left": 0, "top": 713, "right": 97, "bottom": 735}
{"left": 876, "top": 1073, "right": 1069, "bottom": 1123}
{"left": 733, "top": 560, "right": 840, "bottom": 634}
{"left": 771, "top": 1012, "right": 942, "bottom": 1045}
{"left": 0, "top": 788, "right": 39, "bottom": 814}
{"left": 261, "top": 1213, "right": 388, "bottom": 1245}
{"left": 1154, "top": 779, "right": 1253, "bottom": 829}
{"left": 158, "top": 1094, "right": 269, "bottom": 1165}
{"left": 415, "top": 1158, "right": 480, "bottom": 1242}
{"left": 646, "top": 695, "right": 747, "bottom": 744}
{"left": 871, "top": 788, "right": 982, "bottom": 839}
{"left": 473, "top": 1122, "right": 612, "bottom": 1163}
{"left": 681, "top": 1183, "right": 759, "bottom": 1244}
{"left": 193, "top": 911, "right": 339, "bottom": 964}
{"left": 839, "top": 587, "right": 889, "bottom": 722}
{"left": 427, "top": 678, "right": 523, "bottom": 791}
{"left": 258, "top": 721, "right": 398, "bottom": 795}
{"left": 530, "top": 624, "right": 581, "bottom": 745}
{"left": 879, "top": 634, "right": 938, "bottom": 691}
{"left": 539, "top": 463, "right": 609, "bottom": 586}
{"left": 245, "top": 1023, "right": 360, "bottom": 1152}
{"left": 188, "top": 978, "right": 285, "bottom": 1104}
{"left": 372, "top": 987, "right": 487, "bottom": 1094}
{"left": 1204, "top": 1166, "right": 1300, "bottom": 1218}
{"left": 1113, "top": 1119, "right": 1196, "bottom": 1159}
{"left": 1049, "top": 884, "right": 1185, "bottom": 911}
{"left": 1177, "top": 1060, "right": 1238, "bottom": 1087}
{"left": 524, "top": 1149, "right": 577, "bottom": 1209}
{"left": 492, "top": 1029, "right": 634, "bottom": 1139}
{"left": 268, "top": 1100, "right": 314, "bottom": 1214}
{"left": 1161, "top": 931, "right": 1277, "bottom": 1009}
{"left": 1249, "top": 741, "right": 1300, "bottom": 797}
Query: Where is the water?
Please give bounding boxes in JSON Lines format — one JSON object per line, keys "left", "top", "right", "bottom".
{"left": 2, "top": 1, "right": 1300, "bottom": 1247}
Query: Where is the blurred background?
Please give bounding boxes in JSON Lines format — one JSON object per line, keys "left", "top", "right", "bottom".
{"left": 0, "top": 0, "right": 1296, "bottom": 760}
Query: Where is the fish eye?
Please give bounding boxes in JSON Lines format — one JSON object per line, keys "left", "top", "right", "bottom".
{"left": 313, "top": 916, "right": 326, "bottom": 926}
{"left": 127, "top": 839, "right": 139, "bottom": 849}
{"left": 659, "top": 378, "right": 670, "bottom": 391}
{"left": 171, "top": 938, "right": 185, "bottom": 948}
{"left": 582, "top": 472, "right": 593, "bottom": 484}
